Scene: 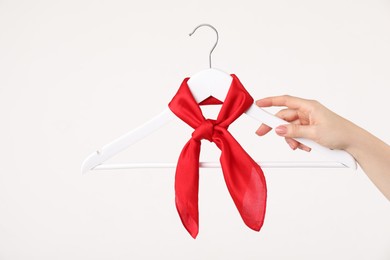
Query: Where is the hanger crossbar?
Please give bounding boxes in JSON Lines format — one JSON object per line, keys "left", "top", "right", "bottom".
{"left": 90, "top": 161, "right": 347, "bottom": 171}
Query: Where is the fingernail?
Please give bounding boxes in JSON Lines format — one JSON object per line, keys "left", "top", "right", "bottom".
{"left": 287, "top": 141, "right": 297, "bottom": 150}
{"left": 275, "top": 126, "right": 287, "bottom": 135}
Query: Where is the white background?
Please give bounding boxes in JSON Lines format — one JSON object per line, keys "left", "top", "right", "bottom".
{"left": 1, "top": 0, "right": 390, "bottom": 259}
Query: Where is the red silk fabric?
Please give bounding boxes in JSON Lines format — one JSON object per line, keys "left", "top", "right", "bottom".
{"left": 168, "top": 74, "right": 267, "bottom": 238}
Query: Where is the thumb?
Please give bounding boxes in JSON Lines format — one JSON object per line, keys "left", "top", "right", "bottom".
{"left": 275, "top": 124, "right": 315, "bottom": 139}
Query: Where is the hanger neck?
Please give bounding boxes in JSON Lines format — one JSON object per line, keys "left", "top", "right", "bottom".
{"left": 187, "top": 68, "right": 233, "bottom": 103}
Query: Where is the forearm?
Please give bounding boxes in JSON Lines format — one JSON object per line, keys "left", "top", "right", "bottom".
{"left": 345, "top": 125, "right": 390, "bottom": 200}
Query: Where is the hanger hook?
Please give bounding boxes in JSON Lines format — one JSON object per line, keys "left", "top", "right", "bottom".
{"left": 189, "top": 23, "right": 219, "bottom": 69}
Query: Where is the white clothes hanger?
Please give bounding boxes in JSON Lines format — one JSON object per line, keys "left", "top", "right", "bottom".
{"left": 81, "top": 24, "right": 357, "bottom": 174}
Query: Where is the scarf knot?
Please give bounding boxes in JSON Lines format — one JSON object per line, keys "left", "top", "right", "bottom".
{"left": 191, "top": 119, "right": 217, "bottom": 142}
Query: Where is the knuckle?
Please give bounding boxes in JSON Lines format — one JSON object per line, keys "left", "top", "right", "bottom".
{"left": 279, "top": 95, "right": 291, "bottom": 107}
{"left": 289, "top": 124, "right": 299, "bottom": 133}
{"left": 310, "top": 100, "right": 320, "bottom": 107}
{"left": 275, "top": 109, "right": 286, "bottom": 117}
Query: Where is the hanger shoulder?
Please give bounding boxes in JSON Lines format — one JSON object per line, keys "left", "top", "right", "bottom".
{"left": 245, "top": 104, "right": 357, "bottom": 169}
{"left": 81, "top": 108, "right": 175, "bottom": 174}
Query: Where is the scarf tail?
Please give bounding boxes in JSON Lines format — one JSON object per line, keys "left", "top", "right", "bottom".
{"left": 175, "top": 139, "right": 201, "bottom": 238}
{"left": 215, "top": 131, "right": 267, "bottom": 231}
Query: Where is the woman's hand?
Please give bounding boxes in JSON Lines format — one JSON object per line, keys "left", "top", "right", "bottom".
{"left": 255, "top": 95, "right": 390, "bottom": 201}
{"left": 255, "top": 95, "right": 356, "bottom": 152}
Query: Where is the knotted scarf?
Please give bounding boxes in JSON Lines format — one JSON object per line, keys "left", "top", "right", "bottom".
{"left": 168, "top": 74, "right": 267, "bottom": 238}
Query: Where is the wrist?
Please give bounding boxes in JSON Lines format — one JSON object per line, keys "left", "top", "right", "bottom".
{"left": 344, "top": 122, "right": 373, "bottom": 160}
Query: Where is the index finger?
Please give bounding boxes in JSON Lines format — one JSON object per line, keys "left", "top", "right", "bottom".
{"left": 255, "top": 95, "right": 309, "bottom": 109}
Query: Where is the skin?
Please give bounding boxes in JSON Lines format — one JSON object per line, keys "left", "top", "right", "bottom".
{"left": 255, "top": 95, "right": 390, "bottom": 201}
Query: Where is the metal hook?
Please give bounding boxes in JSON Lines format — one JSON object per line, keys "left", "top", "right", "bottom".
{"left": 189, "top": 23, "right": 219, "bottom": 68}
